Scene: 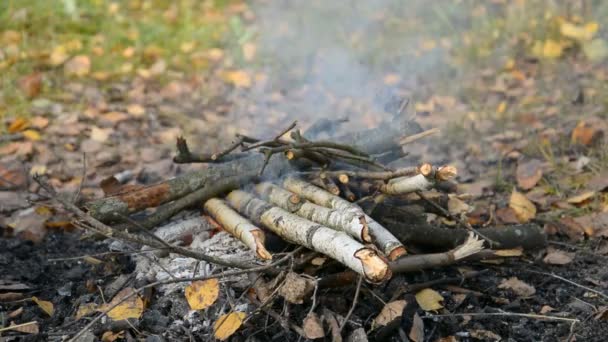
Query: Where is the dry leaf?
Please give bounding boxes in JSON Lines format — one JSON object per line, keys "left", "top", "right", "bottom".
{"left": 498, "top": 277, "right": 536, "bottom": 297}
{"left": 90, "top": 126, "right": 111, "bottom": 142}
{"left": 102, "top": 111, "right": 129, "bottom": 124}
{"left": 76, "top": 303, "right": 98, "bottom": 319}
{"left": 509, "top": 190, "right": 536, "bottom": 223}
{"left": 8, "top": 118, "right": 29, "bottom": 133}
{"left": 494, "top": 248, "right": 523, "bottom": 257}
{"left": 470, "top": 329, "right": 501, "bottom": 341}
{"left": 100, "top": 287, "right": 144, "bottom": 320}
{"left": 8, "top": 307, "right": 23, "bottom": 319}
{"left": 64, "top": 55, "right": 91, "bottom": 76}
{"left": 18, "top": 72, "right": 42, "bottom": 98}
{"left": 447, "top": 196, "right": 470, "bottom": 215}
{"left": 571, "top": 120, "right": 604, "bottom": 146}
{"left": 102, "top": 330, "right": 124, "bottom": 342}
{"left": 415, "top": 288, "right": 444, "bottom": 311}
{"left": 214, "top": 312, "right": 246, "bottom": 340}
{"left": 560, "top": 21, "right": 598, "bottom": 41}
{"left": 567, "top": 191, "right": 595, "bottom": 204}
{"left": 31, "top": 297, "right": 54, "bottom": 316}
{"left": 540, "top": 305, "right": 555, "bottom": 314}
{"left": 409, "top": 312, "right": 425, "bottom": 342}
{"left": 223, "top": 70, "right": 251, "bottom": 88}
{"left": 516, "top": 159, "right": 543, "bottom": 190}
{"left": 185, "top": 278, "right": 220, "bottom": 310}
{"left": 30, "top": 116, "right": 49, "bottom": 129}
{"left": 574, "top": 212, "right": 608, "bottom": 237}
{"left": 373, "top": 300, "right": 407, "bottom": 327}
{"left": 126, "top": 104, "right": 145, "bottom": 117}
{"left": 541, "top": 40, "right": 564, "bottom": 58}
{"left": 543, "top": 247, "right": 574, "bottom": 265}
{"left": 5, "top": 321, "right": 39, "bottom": 334}
{"left": 22, "top": 129, "right": 41, "bottom": 141}
{"left": 0, "top": 162, "right": 27, "bottom": 189}
{"left": 49, "top": 45, "right": 69, "bottom": 65}
{"left": 303, "top": 313, "right": 325, "bottom": 339}
{"left": 279, "top": 272, "right": 314, "bottom": 304}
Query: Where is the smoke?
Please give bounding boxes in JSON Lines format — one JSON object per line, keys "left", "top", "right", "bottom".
{"left": 225, "top": 0, "right": 461, "bottom": 137}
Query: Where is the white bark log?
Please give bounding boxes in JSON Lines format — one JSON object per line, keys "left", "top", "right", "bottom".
{"left": 204, "top": 198, "right": 272, "bottom": 260}
{"left": 282, "top": 177, "right": 406, "bottom": 260}
{"left": 255, "top": 182, "right": 371, "bottom": 243}
{"left": 226, "top": 190, "right": 391, "bottom": 283}
{"left": 380, "top": 174, "right": 435, "bottom": 195}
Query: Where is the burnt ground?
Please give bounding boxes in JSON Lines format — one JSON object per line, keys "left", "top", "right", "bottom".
{"left": 3, "top": 1, "right": 608, "bottom": 341}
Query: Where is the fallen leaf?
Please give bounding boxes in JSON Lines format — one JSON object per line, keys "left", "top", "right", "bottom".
{"left": 8, "top": 118, "right": 29, "bottom": 133}
{"left": 185, "top": 278, "right": 220, "bottom": 310}
{"left": 587, "top": 173, "right": 608, "bottom": 192}
{"left": 543, "top": 247, "right": 575, "bottom": 265}
{"left": 303, "top": 313, "right": 325, "bottom": 339}
{"left": 214, "top": 312, "right": 246, "bottom": 340}
{"left": 126, "top": 104, "right": 145, "bottom": 117}
{"left": 31, "top": 297, "right": 54, "bottom": 316}
{"left": 102, "top": 111, "right": 129, "bottom": 124}
{"left": 373, "top": 300, "right": 407, "bottom": 327}
{"left": 8, "top": 307, "right": 23, "bottom": 318}
{"left": 415, "top": 288, "right": 444, "bottom": 311}
{"left": 49, "top": 45, "right": 69, "bottom": 65}
{"left": 558, "top": 217, "right": 586, "bottom": 240}
{"left": 223, "top": 70, "right": 251, "bottom": 88}
{"left": 516, "top": 159, "right": 543, "bottom": 190}
{"left": 0, "top": 162, "right": 27, "bottom": 189}
{"left": 567, "top": 191, "right": 595, "bottom": 204}
{"left": 64, "top": 55, "right": 91, "bottom": 76}
{"left": 101, "top": 330, "right": 124, "bottom": 342}
{"left": 498, "top": 277, "right": 536, "bottom": 297}
{"left": 447, "top": 196, "right": 470, "bottom": 215}
{"left": 8, "top": 207, "right": 49, "bottom": 243}
{"left": 540, "top": 305, "right": 555, "bottom": 314}
{"left": 4, "top": 321, "right": 39, "bottom": 334}
{"left": 470, "top": 329, "right": 501, "bottom": 341}
{"left": 495, "top": 207, "right": 521, "bottom": 224}
{"left": 279, "top": 272, "right": 314, "bottom": 304}
{"left": 30, "top": 116, "right": 49, "bottom": 129}
{"left": 100, "top": 287, "right": 144, "bottom": 320}
{"left": 76, "top": 303, "right": 98, "bottom": 319}
{"left": 541, "top": 39, "right": 564, "bottom": 58}
{"left": 560, "top": 21, "right": 598, "bottom": 41}
{"left": 409, "top": 312, "right": 425, "bottom": 342}
{"left": 571, "top": 120, "right": 604, "bottom": 146}
{"left": 574, "top": 212, "right": 608, "bottom": 237}
{"left": 90, "top": 126, "right": 111, "bottom": 142}
{"left": 509, "top": 190, "right": 536, "bottom": 223}
{"left": 494, "top": 248, "right": 523, "bottom": 257}
{"left": 22, "top": 129, "right": 41, "bottom": 141}
{"left": 18, "top": 72, "right": 42, "bottom": 98}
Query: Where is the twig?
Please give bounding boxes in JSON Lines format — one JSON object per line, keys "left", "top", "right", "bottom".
{"left": 527, "top": 270, "right": 608, "bottom": 299}
{"left": 242, "top": 121, "right": 297, "bottom": 151}
{"left": 67, "top": 251, "right": 298, "bottom": 342}
{"left": 320, "top": 166, "right": 419, "bottom": 181}
{"left": 211, "top": 136, "right": 246, "bottom": 161}
{"left": 73, "top": 153, "right": 86, "bottom": 204}
{"left": 425, "top": 312, "right": 580, "bottom": 323}
{"left": 340, "top": 275, "right": 363, "bottom": 332}
{"left": 415, "top": 190, "right": 499, "bottom": 247}
{"left": 399, "top": 127, "right": 440, "bottom": 145}
{"left": 0, "top": 321, "right": 38, "bottom": 333}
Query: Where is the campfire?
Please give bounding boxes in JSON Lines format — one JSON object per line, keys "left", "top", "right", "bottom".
{"left": 40, "top": 112, "right": 546, "bottom": 340}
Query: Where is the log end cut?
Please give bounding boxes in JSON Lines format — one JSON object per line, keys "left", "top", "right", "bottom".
{"left": 354, "top": 248, "right": 391, "bottom": 283}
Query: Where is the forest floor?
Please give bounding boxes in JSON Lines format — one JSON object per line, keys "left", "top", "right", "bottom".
{"left": 2, "top": 1, "right": 608, "bottom": 341}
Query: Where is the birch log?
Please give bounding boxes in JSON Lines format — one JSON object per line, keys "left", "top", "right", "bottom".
{"left": 283, "top": 177, "right": 406, "bottom": 260}
{"left": 226, "top": 190, "right": 391, "bottom": 283}
{"left": 380, "top": 164, "right": 457, "bottom": 195}
{"left": 255, "top": 182, "right": 371, "bottom": 243}
{"left": 204, "top": 198, "right": 272, "bottom": 260}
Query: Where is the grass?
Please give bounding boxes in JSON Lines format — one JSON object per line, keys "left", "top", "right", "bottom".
{"left": 0, "top": 0, "right": 237, "bottom": 126}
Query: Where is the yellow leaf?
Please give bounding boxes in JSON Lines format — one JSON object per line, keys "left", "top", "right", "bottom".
{"left": 76, "top": 303, "right": 98, "bottom": 319}
{"left": 494, "top": 248, "right": 523, "bottom": 257}
{"left": 126, "top": 104, "right": 145, "bottom": 117}
{"left": 49, "top": 45, "right": 69, "bottom": 66}
{"left": 32, "top": 296, "right": 54, "bottom": 316}
{"left": 8, "top": 118, "right": 29, "bottom": 133}
{"left": 567, "top": 191, "right": 595, "bottom": 204}
{"left": 560, "top": 21, "right": 597, "bottom": 41}
{"left": 415, "top": 288, "right": 444, "bottom": 311}
{"left": 185, "top": 278, "right": 219, "bottom": 310}
{"left": 100, "top": 288, "right": 144, "bottom": 321}
{"left": 223, "top": 70, "right": 251, "bottom": 88}
{"left": 101, "top": 330, "right": 124, "bottom": 342}
{"left": 214, "top": 312, "right": 246, "bottom": 340}
{"left": 542, "top": 40, "right": 563, "bottom": 58}
{"left": 22, "top": 129, "right": 41, "bottom": 141}
{"left": 509, "top": 190, "right": 536, "bottom": 223}
{"left": 64, "top": 55, "right": 91, "bottom": 77}
{"left": 242, "top": 42, "right": 256, "bottom": 61}
{"left": 497, "top": 101, "right": 507, "bottom": 115}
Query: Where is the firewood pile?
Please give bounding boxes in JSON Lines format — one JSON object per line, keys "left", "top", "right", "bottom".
{"left": 39, "top": 112, "right": 547, "bottom": 340}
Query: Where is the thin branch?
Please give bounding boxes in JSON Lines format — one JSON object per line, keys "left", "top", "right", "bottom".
{"left": 527, "top": 270, "right": 608, "bottom": 299}
{"left": 399, "top": 127, "right": 440, "bottom": 145}
{"left": 340, "top": 275, "right": 363, "bottom": 332}
{"left": 425, "top": 312, "right": 579, "bottom": 323}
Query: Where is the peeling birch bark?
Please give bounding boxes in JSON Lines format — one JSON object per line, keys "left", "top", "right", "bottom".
{"left": 204, "top": 198, "right": 272, "bottom": 260}
{"left": 380, "top": 164, "right": 458, "bottom": 195}
{"left": 226, "top": 190, "right": 391, "bottom": 283}
{"left": 255, "top": 182, "right": 371, "bottom": 243}
{"left": 283, "top": 177, "right": 406, "bottom": 260}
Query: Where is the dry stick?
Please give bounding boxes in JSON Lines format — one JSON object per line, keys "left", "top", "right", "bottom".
{"left": 425, "top": 312, "right": 579, "bottom": 323}
{"left": 212, "top": 136, "right": 246, "bottom": 161}
{"left": 398, "top": 127, "right": 441, "bottom": 145}
{"left": 226, "top": 190, "right": 390, "bottom": 283}
{"left": 527, "top": 270, "right": 608, "bottom": 299}
{"left": 0, "top": 321, "right": 38, "bottom": 333}
{"left": 204, "top": 198, "right": 272, "bottom": 260}
{"left": 389, "top": 233, "right": 484, "bottom": 273}
{"left": 242, "top": 120, "right": 298, "bottom": 151}
{"left": 323, "top": 166, "right": 420, "bottom": 182}
{"left": 283, "top": 177, "right": 406, "bottom": 260}
{"left": 340, "top": 275, "right": 363, "bottom": 332}
{"left": 255, "top": 182, "right": 371, "bottom": 243}
{"left": 35, "top": 176, "right": 255, "bottom": 269}
{"left": 414, "top": 190, "right": 498, "bottom": 247}
{"left": 67, "top": 251, "right": 299, "bottom": 342}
